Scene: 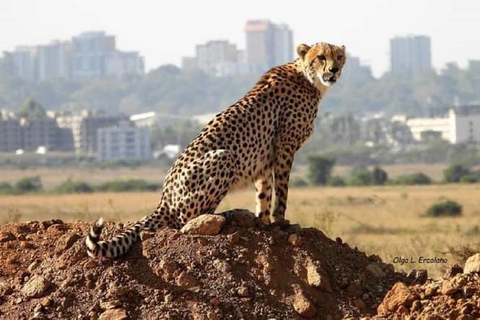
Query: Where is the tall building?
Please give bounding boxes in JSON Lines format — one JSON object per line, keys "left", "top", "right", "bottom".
{"left": 37, "top": 41, "right": 73, "bottom": 81}
{"left": 97, "top": 121, "right": 151, "bottom": 161}
{"left": 245, "top": 20, "right": 293, "bottom": 72}
{"left": 6, "top": 31, "right": 144, "bottom": 81}
{"left": 182, "top": 40, "right": 243, "bottom": 75}
{"left": 7, "top": 46, "right": 38, "bottom": 81}
{"left": 390, "top": 35, "right": 432, "bottom": 75}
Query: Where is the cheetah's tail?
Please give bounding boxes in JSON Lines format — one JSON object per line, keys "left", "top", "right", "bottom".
{"left": 85, "top": 217, "right": 146, "bottom": 258}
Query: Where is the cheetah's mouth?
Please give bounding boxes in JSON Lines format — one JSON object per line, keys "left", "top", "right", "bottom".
{"left": 321, "top": 74, "right": 337, "bottom": 86}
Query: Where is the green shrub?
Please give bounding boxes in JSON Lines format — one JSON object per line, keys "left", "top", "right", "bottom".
{"left": 96, "top": 179, "right": 162, "bottom": 192}
{"left": 54, "top": 179, "right": 95, "bottom": 194}
{"left": 15, "top": 176, "right": 42, "bottom": 193}
{"left": 391, "top": 172, "right": 432, "bottom": 185}
{"left": 348, "top": 171, "right": 373, "bottom": 186}
{"left": 427, "top": 200, "right": 462, "bottom": 217}
{"left": 327, "top": 176, "right": 346, "bottom": 186}
{"left": 307, "top": 155, "right": 336, "bottom": 186}
{"left": 290, "top": 177, "right": 308, "bottom": 187}
{"left": 444, "top": 164, "right": 470, "bottom": 183}
{"left": 372, "top": 166, "right": 388, "bottom": 185}
{"left": 0, "top": 182, "right": 14, "bottom": 195}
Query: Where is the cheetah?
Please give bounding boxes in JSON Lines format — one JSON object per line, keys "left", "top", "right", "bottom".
{"left": 86, "top": 42, "right": 346, "bottom": 258}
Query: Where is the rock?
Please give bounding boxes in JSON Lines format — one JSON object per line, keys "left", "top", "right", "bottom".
{"left": 306, "top": 263, "right": 332, "bottom": 292}
{"left": 21, "top": 275, "right": 50, "bottom": 298}
{"left": 293, "top": 290, "right": 316, "bottom": 318}
{"left": 464, "top": 254, "right": 480, "bottom": 274}
{"left": 227, "top": 232, "right": 240, "bottom": 245}
{"left": 100, "top": 300, "right": 122, "bottom": 310}
{"left": 54, "top": 233, "right": 81, "bottom": 254}
{"left": 210, "top": 298, "right": 220, "bottom": 306}
{"left": 180, "top": 214, "right": 226, "bottom": 235}
{"left": 213, "top": 259, "right": 231, "bottom": 273}
{"left": 354, "top": 299, "right": 366, "bottom": 310}
{"left": 237, "top": 286, "right": 249, "bottom": 297}
{"left": 224, "top": 209, "right": 256, "bottom": 227}
{"left": 288, "top": 234, "right": 302, "bottom": 247}
{"left": 0, "top": 283, "right": 13, "bottom": 296}
{"left": 346, "top": 283, "right": 361, "bottom": 297}
{"left": 0, "top": 232, "right": 16, "bottom": 242}
{"left": 377, "top": 282, "right": 417, "bottom": 315}
{"left": 98, "top": 308, "right": 128, "bottom": 320}
{"left": 441, "top": 275, "right": 467, "bottom": 295}
{"left": 415, "top": 270, "right": 428, "bottom": 284}
{"left": 176, "top": 272, "right": 198, "bottom": 288}
{"left": 366, "top": 262, "right": 386, "bottom": 278}
{"left": 444, "top": 264, "right": 463, "bottom": 279}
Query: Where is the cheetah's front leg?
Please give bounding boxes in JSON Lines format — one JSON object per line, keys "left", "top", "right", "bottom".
{"left": 272, "top": 144, "right": 295, "bottom": 223}
{"left": 255, "top": 169, "right": 273, "bottom": 224}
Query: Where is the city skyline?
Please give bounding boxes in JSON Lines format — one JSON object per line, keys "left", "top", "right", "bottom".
{"left": 0, "top": 0, "right": 479, "bottom": 77}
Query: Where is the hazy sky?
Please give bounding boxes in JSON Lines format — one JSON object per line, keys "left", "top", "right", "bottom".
{"left": 0, "top": 0, "right": 479, "bottom": 77}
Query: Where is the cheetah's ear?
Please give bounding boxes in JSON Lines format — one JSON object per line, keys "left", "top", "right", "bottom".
{"left": 341, "top": 45, "right": 346, "bottom": 53}
{"left": 296, "top": 44, "right": 311, "bottom": 60}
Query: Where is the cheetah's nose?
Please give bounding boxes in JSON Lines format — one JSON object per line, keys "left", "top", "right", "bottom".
{"left": 329, "top": 67, "right": 339, "bottom": 74}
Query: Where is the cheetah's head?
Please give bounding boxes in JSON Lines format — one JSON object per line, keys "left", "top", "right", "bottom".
{"left": 297, "top": 42, "right": 346, "bottom": 87}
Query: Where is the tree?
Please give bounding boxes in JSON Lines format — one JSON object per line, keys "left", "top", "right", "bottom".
{"left": 444, "top": 164, "right": 470, "bottom": 183}
{"left": 372, "top": 166, "right": 388, "bottom": 185}
{"left": 18, "top": 98, "right": 47, "bottom": 119}
{"left": 307, "top": 155, "right": 336, "bottom": 185}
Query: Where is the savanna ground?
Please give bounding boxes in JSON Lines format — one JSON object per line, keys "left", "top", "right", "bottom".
{"left": 0, "top": 163, "right": 479, "bottom": 279}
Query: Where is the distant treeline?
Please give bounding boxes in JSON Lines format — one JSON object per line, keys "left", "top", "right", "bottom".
{"left": 1, "top": 56, "right": 480, "bottom": 117}
{"left": 0, "top": 177, "right": 162, "bottom": 195}
{"left": 294, "top": 156, "right": 480, "bottom": 187}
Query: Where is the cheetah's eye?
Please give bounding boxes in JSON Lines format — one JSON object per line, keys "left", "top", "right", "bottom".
{"left": 318, "top": 55, "right": 326, "bottom": 61}
{"left": 337, "top": 55, "right": 343, "bottom": 61}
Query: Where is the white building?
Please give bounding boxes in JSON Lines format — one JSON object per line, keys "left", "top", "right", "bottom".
{"left": 129, "top": 112, "right": 193, "bottom": 128}
{"left": 97, "top": 121, "right": 151, "bottom": 161}
{"left": 404, "top": 105, "right": 480, "bottom": 143}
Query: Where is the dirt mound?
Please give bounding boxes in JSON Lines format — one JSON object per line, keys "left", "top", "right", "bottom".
{"left": 0, "top": 209, "right": 450, "bottom": 319}
{"left": 377, "top": 259, "right": 480, "bottom": 319}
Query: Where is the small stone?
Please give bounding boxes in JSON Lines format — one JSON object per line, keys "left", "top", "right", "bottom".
{"left": 100, "top": 300, "right": 122, "bottom": 310}
{"left": 227, "top": 232, "right": 240, "bottom": 245}
{"left": 84, "top": 260, "right": 97, "bottom": 269}
{"left": 335, "top": 237, "right": 343, "bottom": 244}
{"left": 164, "top": 293, "right": 174, "bottom": 303}
{"left": 415, "top": 269, "right": 428, "bottom": 284}
{"left": 0, "top": 232, "right": 16, "bottom": 242}
{"left": 176, "top": 272, "right": 197, "bottom": 288}
{"left": 98, "top": 308, "right": 128, "bottom": 320}
{"left": 180, "top": 214, "right": 225, "bottom": 235}
{"left": 28, "top": 260, "right": 41, "bottom": 272}
{"left": 223, "top": 209, "right": 256, "bottom": 227}
{"left": 346, "top": 283, "right": 361, "bottom": 297}
{"left": 210, "top": 298, "right": 220, "bottom": 306}
{"left": 293, "top": 291, "right": 316, "bottom": 318}
{"left": 54, "top": 233, "right": 81, "bottom": 254}
{"left": 464, "top": 254, "right": 480, "bottom": 274}
{"left": 354, "top": 299, "right": 366, "bottom": 310}
{"left": 213, "top": 259, "right": 231, "bottom": 273}
{"left": 441, "top": 275, "right": 467, "bottom": 295}
{"left": 411, "top": 300, "right": 422, "bottom": 312}
{"left": 40, "top": 297, "right": 52, "bottom": 307}
{"left": 377, "top": 282, "right": 417, "bottom": 315}
{"left": 237, "top": 286, "right": 249, "bottom": 297}
{"left": 366, "top": 262, "right": 386, "bottom": 278}
{"left": 444, "top": 264, "right": 463, "bottom": 279}
{"left": 288, "top": 234, "right": 302, "bottom": 247}
{"left": 306, "top": 263, "right": 332, "bottom": 292}
{"left": 21, "top": 275, "right": 50, "bottom": 298}
{"left": 0, "top": 283, "right": 13, "bottom": 296}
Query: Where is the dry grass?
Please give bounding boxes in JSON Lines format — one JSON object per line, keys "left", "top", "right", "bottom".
{"left": 1, "top": 184, "right": 480, "bottom": 278}
{"left": 0, "top": 166, "right": 166, "bottom": 189}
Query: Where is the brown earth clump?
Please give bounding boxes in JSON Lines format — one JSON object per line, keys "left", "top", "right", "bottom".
{"left": 0, "top": 209, "right": 474, "bottom": 319}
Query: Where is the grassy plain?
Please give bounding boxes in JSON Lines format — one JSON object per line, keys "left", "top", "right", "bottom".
{"left": 0, "top": 163, "right": 447, "bottom": 190}
{"left": 1, "top": 182, "right": 479, "bottom": 278}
